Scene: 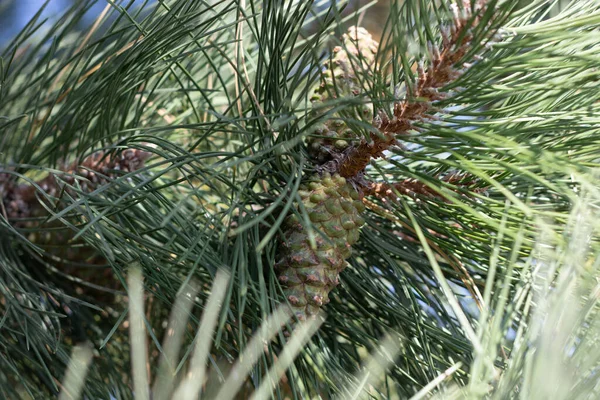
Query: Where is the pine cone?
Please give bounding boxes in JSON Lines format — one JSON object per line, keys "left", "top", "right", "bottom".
{"left": 307, "top": 27, "right": 379, "bottom": 162}
{"left": 1, "top": 149, "right": 151, "bottom": 226}
{"left": 276, "top": 173, "right": 366, "bottom": 320}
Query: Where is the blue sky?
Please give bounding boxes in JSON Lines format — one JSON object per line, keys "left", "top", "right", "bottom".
{"left": 0, "top": 0, "right": 121, "bottom": 44}
{"left": 1, "top": 0, "right": 66, "bottom": 41}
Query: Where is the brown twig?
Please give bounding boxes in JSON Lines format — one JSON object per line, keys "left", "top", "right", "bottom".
{"left": 363, "top": 173, "right": 488, "bottom": 203}
{"left": 335, "top": 1, "right": 493, "bottom": 178}
{"left": 364, "top": 180, "right": 442, "bottom": 201}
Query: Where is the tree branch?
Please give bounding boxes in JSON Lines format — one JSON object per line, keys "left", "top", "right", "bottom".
{"left": 336, "top": 0, "right": 494, "bottom": 178}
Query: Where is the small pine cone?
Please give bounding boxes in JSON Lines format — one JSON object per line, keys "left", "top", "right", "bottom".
{"left": 307, "top": 27, "right": 379, "bottom": 163}
{"left": 1, "top": 149, "right": 151, "bottom": 221}
{"left": 66, "top": 148, "right": 152, "bottom": 189}
{"left": 1, "top": 148, "right": 151, "bottom": 260}
{"left": 276, "top": 173, "right": 366, "bottom": 320}
{"left": 0, "top": 172, "right": 32, "bottom": 222}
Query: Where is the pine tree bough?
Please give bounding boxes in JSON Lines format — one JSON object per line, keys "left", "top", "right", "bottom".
{"left": 277, "top": 1, "right": 496, "bottom": 320}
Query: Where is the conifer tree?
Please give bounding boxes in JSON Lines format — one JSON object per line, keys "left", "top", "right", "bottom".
{"left": 1, "top": 0, "right": 599, "bottom": 399}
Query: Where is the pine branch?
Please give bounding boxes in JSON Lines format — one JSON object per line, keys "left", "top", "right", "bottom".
{"left": 2, "top": 0, "right": 599, "bottom": 397}
{"left": 275, "top": 0, "right": 502, "bottom": 323}
{"left": 334, "top": 0, "right": 498, "bottom": 179}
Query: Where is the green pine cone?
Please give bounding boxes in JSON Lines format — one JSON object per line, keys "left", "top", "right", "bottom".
{"left": 307, "top": 27, "right": 379, "bottom": 163}
{"left": 276, "top": 173, "right": 366, "bottom": 320}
